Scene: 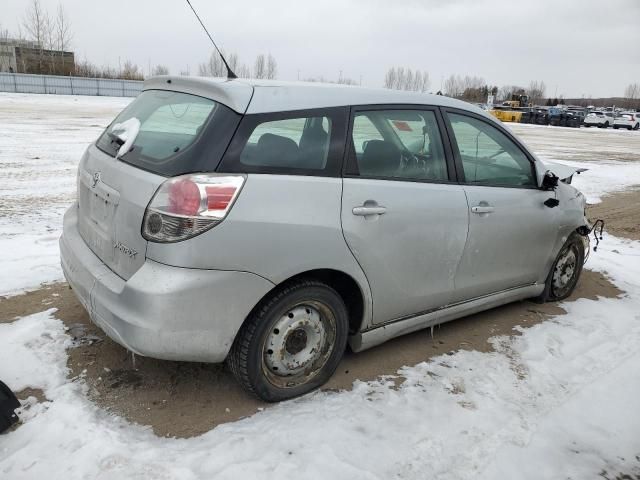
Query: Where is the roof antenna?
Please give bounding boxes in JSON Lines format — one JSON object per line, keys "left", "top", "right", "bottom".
{"left": 185, "top": 0, "right": 237, "bottom": 79}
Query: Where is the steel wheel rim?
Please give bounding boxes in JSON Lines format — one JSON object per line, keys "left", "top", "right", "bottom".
{"left": 552, "top": 245, "right": 578, "bottom": 297}
{"left": 262, "top": 301, "right": 337, "bottom": 389}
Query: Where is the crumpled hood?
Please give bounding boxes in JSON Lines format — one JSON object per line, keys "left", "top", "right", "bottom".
{"left": 542, "top": 161, "right": 588, "bottom": 181}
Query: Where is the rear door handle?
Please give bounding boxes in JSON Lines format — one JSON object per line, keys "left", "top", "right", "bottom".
{"left": 352, "top": 205, "right": 387, "bottom": 216}
{"left": 471, "top": 205, "right": 495, "bottom": 214}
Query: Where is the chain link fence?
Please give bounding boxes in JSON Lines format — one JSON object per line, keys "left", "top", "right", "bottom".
{"left": 0, "top": 72, "right": 143, "bottom": 97}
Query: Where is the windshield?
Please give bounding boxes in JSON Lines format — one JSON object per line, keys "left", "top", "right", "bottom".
{"left": 96, "top": 90, "right": 241, "bottom": 176}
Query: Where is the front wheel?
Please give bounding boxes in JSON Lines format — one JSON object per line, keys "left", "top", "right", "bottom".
{"left": 227, "top": 280, "right": 349, "bottom": 402}
{"left": 536, "top": 233, "right": 585, "bottom": 302}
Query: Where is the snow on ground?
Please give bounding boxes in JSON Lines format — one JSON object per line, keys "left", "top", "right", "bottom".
{"left": 1, "top": 94, "right": 640, "bottom": 479}
{"left": 0, "top": 93, "right": 130, "bottom": 297}
{"left": 1, "top": 236, "right": 639, "bottom": 479}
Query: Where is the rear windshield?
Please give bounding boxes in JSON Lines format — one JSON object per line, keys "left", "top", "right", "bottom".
{"left": 96, "top": 89, "right": 241, "bottom": 176}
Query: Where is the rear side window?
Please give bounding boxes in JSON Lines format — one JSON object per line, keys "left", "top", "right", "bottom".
{"left": 96, "top": 90, "right": 241, "bottom": 177}
{"left": 218, "top": 107, "right": 348, "bottom": 176}
{"left": 241, "top": 117, "right": 331, "bottom": 169}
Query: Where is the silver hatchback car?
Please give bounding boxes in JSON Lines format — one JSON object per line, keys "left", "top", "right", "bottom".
{"left": 60, "top": 77, "right": 590, "bottom": 401}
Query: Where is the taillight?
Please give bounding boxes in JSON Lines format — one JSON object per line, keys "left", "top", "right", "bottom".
{"left": 142, "top": 174, "right": 245, "bottom": 243}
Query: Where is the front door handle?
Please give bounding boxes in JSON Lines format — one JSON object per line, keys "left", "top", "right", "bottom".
{"left": 352, "top": 205, "right": 387, "bottom": 216}
{"left": 471, "top": 205, "right": 495, "bottom": 214}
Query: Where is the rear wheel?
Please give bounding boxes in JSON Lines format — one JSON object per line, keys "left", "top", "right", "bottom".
{"left": 535, "top": 233, "right": 585, "bottom": 302}
{"left": 604, "top": 121, "right": 610, "bottom": 128}
{"left": 227, "top": 280, "right": 348, "bottom": 402}
{"left": 634, "top": 123, "right": 639, "bottom": 130}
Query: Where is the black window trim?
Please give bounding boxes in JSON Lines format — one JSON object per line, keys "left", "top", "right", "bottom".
{"left": 216, "top": 106, "right": 349, "bottom": 177}
{"left": 440, "top": 106, "right": 540, "bottom": 190}
{"left": 342, "top": 104, "right": 459, "bottom": 185}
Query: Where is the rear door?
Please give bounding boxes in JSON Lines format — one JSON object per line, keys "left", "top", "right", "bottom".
{"left": 341, "top": 107, "right": 468, "bottom": 325}
{"left": 442, "top": 109, "right": 560, "bottom": 302}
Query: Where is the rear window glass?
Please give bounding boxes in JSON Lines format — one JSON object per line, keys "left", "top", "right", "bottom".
{"left": 96, "top": 90, "right": 240, "bottom": 176}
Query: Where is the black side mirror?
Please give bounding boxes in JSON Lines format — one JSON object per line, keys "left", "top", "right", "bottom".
{"left": 542, "top": 172, "right": 559, "bottom": 190}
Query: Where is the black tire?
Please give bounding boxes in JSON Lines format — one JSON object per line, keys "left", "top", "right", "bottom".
{"left": 634, "top": 123, "right": 639, "bottom": 130}
{"left": 535, "top": 233, "right": 585, "bottom": 303}
{"left": 613, "top": 125, "right": 619, "bottom": 129}
{"left": 604, "top": 121, "right": 610, "bottom": 128}
{"left": 227, "top": 280, "right": 349, "bottom": 402}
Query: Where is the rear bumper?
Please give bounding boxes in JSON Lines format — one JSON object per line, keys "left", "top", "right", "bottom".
{"left": 60, "top": 205, "right": 275, "bottom": 362}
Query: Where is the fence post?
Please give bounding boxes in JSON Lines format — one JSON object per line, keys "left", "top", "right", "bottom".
{"left": 13, "top": 73, "right": 17, "bottom": 93}
{"left": 122, "top": 80, "right": 125, "bottom": 97}
{"left": 42, "top": 74, "right": 47, "bottom": 94}
{"left": 69, "top": 76, "right": 74, "bottom": 95}
{"left": 96, "top": 78, "right": 100, "bottom": 96}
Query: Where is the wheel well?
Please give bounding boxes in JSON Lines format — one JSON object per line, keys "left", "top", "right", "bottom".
{"left": 268, "top": 269, "right": 365, "bottom": 334}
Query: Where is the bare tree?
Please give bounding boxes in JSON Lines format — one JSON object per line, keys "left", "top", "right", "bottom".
{"left": 121, "top": 60, "right": 143, "bottom": 80}
{"left": 527, "top": 80, "right": 546, "bottom": 105}
{"left": 384, "top": 67, "right": 397, "bottom": 89}
{"left": 384, "top": 66, "right": 430, "bottom": 92}
{"left": 55, "top": 4, "right": 72, "bottom": 73}
{"left": 237, "top": 63, "right": 251, "bottom": 78}
{"left": 444, "top": 74, "right": 462, "bottom": 97}
{"left": 152, "top": 64, "right": 169, "bottom": 76}
{"left": 23, "top": 0, "right": 49, "bottom": 73}
{"left": 266, "top": 53, "right": 277, "bottom": 80}
{"left": 624, "top": 83, "right": 640, "bottom": 108}
{"left": 0, "top": 24, "right": 12, "bottom": 72}
{"left": 199, "top": 50, "right": 226, "bottom": 77}
{"left": 254, "top": 54, "right": 266, "bottom": 79}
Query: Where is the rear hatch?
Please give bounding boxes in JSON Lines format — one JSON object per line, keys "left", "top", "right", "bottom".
{"left": 77, "top": 146, "right": 164, "bottom": 279}
{"left": 78, "top": 88, "right": 242, "bottom": 280}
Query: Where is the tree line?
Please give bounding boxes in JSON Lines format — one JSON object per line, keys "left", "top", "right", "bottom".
{"left": 198, "top": 51, "right": 277, "bottom": 79}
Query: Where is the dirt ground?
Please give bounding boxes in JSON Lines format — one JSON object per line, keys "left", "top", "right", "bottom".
{"left": 588, "top": 187, "right": 640, "bottom": 241}
{"left": 1, "top": 191, "right": 631, "bottom": 438}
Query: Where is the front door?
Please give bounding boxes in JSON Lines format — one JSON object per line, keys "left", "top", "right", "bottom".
{"left": 341, "top": 107, "right": 468, "bottom": 325}
{"left": 443, "top": 110, "right": 560, "bottom": 301}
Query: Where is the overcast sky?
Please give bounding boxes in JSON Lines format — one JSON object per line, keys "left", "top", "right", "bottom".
{"left": 3, "top": 0, "right": 639, "bottom": 98}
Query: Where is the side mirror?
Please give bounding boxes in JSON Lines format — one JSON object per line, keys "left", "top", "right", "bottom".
{"left": 541, "top": 171, "right": 559, "bottom": 190}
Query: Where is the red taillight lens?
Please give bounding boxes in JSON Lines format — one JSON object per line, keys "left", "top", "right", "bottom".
{"left": 205, "top": 185, "right": 237, "bottom": 211}
{"left": 169, "top": 179, "right": 201, "bottom": 216}
{"left": 142, "top": 174, "right": 245, "bottom": 243}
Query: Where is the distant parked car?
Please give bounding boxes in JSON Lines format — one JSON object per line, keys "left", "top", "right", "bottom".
{"left": 60, "top": 77, "right": 592, "bottom": 401}
{"left": 613, "top": 113, "right": 640, "bottom": 130}
{"left": 583, "top": 111, "right": 612, "bottom": 128}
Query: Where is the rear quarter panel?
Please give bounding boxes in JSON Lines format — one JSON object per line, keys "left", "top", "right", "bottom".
{"left": 146, "top": 174, "right": 373, "bottom": 327}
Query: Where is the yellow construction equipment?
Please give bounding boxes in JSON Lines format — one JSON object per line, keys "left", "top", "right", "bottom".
{"left": 489, "top": 109, "right": 523, "bottom": 123}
